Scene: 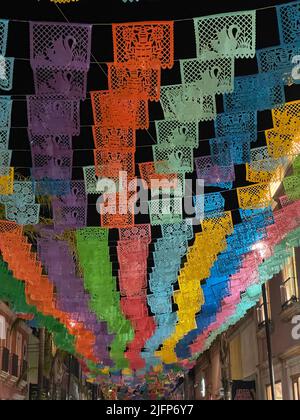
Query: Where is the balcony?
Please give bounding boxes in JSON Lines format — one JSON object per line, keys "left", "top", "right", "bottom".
{"left": 280, "top": 277, "right": 300, "bottom": 322}
{"left": 21, "top": 360, "right": 28, "bottom": 381}
{"left": 0, "top": 347, "right": 10, "bottom": 380}
{"left": 16, "top": 359, "right": 29, "bottom": 390}
{"left": 70, "top": 358, "right": 80, "bottom": 380}
{"left": 257, "top": 304, "right": 273, "bottom": 338}
{"left": 10, "top": 354, "right": 19, "bottom": 378}
{"left": 1, "top": 347, "right": 9, "bottom": 372}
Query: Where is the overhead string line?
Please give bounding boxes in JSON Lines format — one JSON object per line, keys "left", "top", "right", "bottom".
{"left": 7, "top": 127, "right": 271, "bottom": 145}
{"left": 3, "top": 1, "right": 285, "bottom": 66}
{"left": 3, "top": 1, "right": 286, "bottom": 148}
{"left": 9, "top": 56, "right": 191, "bottom": 65}
{"left": 2, "top": 4, "right": 283, "bottom": 234}
{"left": 2, "top": 1, "right": 288, "bottom": 26}
{"left": 7, "top": 182, "right": 277, "bottom": 203}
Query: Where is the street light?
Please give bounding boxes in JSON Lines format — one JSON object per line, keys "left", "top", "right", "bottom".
{"left": 252, "top": 241, "right": 270, "bottom": 260}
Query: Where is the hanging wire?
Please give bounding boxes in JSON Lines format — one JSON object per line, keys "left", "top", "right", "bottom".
{"left": 7, "top": 126, "right": 269, "bottom": 145}
{"left": 3, "top": 1, "right": 285, "bottom": 26}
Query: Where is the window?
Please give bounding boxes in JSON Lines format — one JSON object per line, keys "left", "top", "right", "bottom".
{"left": 229, "top": 335, "right": 243, "bottom": 380}
{"left": 292, "top": 375, "right": 300, "bottom": 400}
{"left": 257, "top": 300, "right": 265, "bottom": 326}
{"left": 281, "top": 250, "right": 299, "bottom": 307}
{"left": 11, "top": 353, "right": 19, "bottom": 377}
{"left": 23, "top": 343, "right": 27, "bottom": 360}
{"left": 0, "top": 315, "right": 6, "bottom": 340}
{"left": 266, "top": 382, "right": 283, "bottom": 400}
{"left": 16, "top": 332, "right": 22, "bottom": 358}
{"left": 257, "top": 284, "right": 271, "bottom": 327}
{"left": 200, "top": 377, "right": 206, "bottom": 398}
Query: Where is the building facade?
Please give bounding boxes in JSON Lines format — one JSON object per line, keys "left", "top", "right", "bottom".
{"left": 185, "top": 245, "right": 300, "bottom": 401}
{"left": 0, "top": 301, "right": 32, "bottom": 400}
{"left": 256, "top": 247, "right": 300, "bottom": 400}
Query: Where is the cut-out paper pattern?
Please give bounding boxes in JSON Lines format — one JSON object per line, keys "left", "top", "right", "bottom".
{"left": 224, "top": 73, "right": 285, "bottom": 112}
{"left": 118, "top": 225, "right": 154, "bottom": 370}
{"left": 149, "top": 197, "right": 183, "bottom": 226}
{"left": 4, "top": 204, "right": 40, "bottom": 226}
{"left": 30, "top": 22, "right": 92, "bottom": 71}
{"left": 160, "top": 84, "right": 217, "bottom": 123}
{"left": 0, "top": 128, "right": 9, "bottom": 149}
{"left": 176, "top": 206, "right": 279, "bottom": 359}
{"left": 29, "top": 132, "right": 73, "bottom": 181}
{"left": 112, "top": 22, "right": 174, "bottom": 69}
{"left": 143, "top": 222, "right": 191, "bottom": 369}
{"left": 83, "top": 166, "right": 100, "bottom": 195}
{"left": 94, "top": 149, "right": 135, "bottom": 179}
{"left": 293, "top": 155, "right": 300, "bottom": 175}
{"left": 119, "top": 224, "right": 152, "bottom": 243}
{"left": 190, "top": 202, "right": 300, "bottom": 357}
{"left": 284, "top": 175, "right": 300, "bottom": 201}
{"left": 162, "top": 221, "right": 194, "bottom": 241}
{"left": 139, "top": 162, "right": 178, "bottom": 192}
{"left": 5, "top": 2, "right": 300, "bottom": 386}
{"left": 107, "top": 62, "right": 161, "bottom": 102}
{"left": 27, "top": 95, "right": 80, "bottom": 136}
{"left": 246, "top": 146, "right": 286, "bottom": 183}
{"left": 272, "top": 100, "right": 300, "bottom": 135}
{"left": 52, "top": 181, "right": 87, "bottom": 228}
{"left": 0, "top": 168, "right": 14, "bottom": 195}
{"left": 30, "top": 22, "right": 92, "bottom": 99}
{"left": 157, "top": 226, "right": 228, "bottom": 364}
{"left": 92, "top": 126, "right": 136, "bottom": 150}
{"left": 0, "top": 256, "right": 79, "bottom": 359}
{"left": 180, "top": 57, "right": 234, "bottom": 95}
{"left": 155, "top": 120, "right": 199, "bottom": 148}
{"left": 153, "top": 145, "right": 194, "bottom": 174}
{"left": 0, "top": 150, "right": 11, "bottom": 176}
{"left": 195, "top": 155, "right": 235, "bottom": 185}
{"left": 33, "top": 179, "right": 71, "bottom": 197}
{"left": 91, "top": 90, "right": 149, "bottom": 130}
{"left": 266, "top": 129, "right": 300, "bottom": 159}
{"left": 0, "top": 96, "right": 12, "bottom": 128}
{"left": 194, "top": 11, "right": 256, "bottom": 59}
{"left": 76, "top": 227, "right": 134, "bottom": 369}
{"left": 0, "top": 20, "right": 9, "bottom": 56}
{"left": 257, "top": 43, "right": 300, "bottom": 85}
{"left": 38, "top": 227, "right": 112, "bottom": 365}
{"left": 215, "top": 111, "right": 257, "bottom": 141}
{"left": 277, "top": 1, "right": 300, "bottom": 45}
{"left": 100, "top": 193, "right": 135, "bottom": 229}
{"left": 209, "top": 134, "right": 252, "bottom": 165}
{"left": 0, "top": 57, "right": 14, "bottom": 91}
{"left": 205, "top": 192, "right": 225, "bottom": 215}
{"left": 237, "top": 183, "right": 273, "bottom": 209}
{"left": 0, "top": 221, "right": 97, "bottom": 362}
{"left": 201, "top": 211, "right": 234, "bottom": 236}
{"left": 32, "top": 67, "right": 88, "bottom": 99}
{"left": 283, "top": 157, "right": 300, "bottom": 201}
{"left": 0, "top": 181, "right": 40, "bottom": 225}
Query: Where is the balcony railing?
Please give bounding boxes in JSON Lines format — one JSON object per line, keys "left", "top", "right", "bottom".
{"left": 257, "top": 303, "right": 266, "bottom": 327}
{"left": 70, "top": 358, "right": 80, "bottom": 379}
{"left": 1, "top": 347, "right": 9, "bottom": 373}
{"left": 281, "top": 277, "right": 299, "bottom": 309}
{"left": 21, "top": 360, "right": 28, "bottom": 381}
{"left": 10, "top": 354, "right": 19, "bottom": 377}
